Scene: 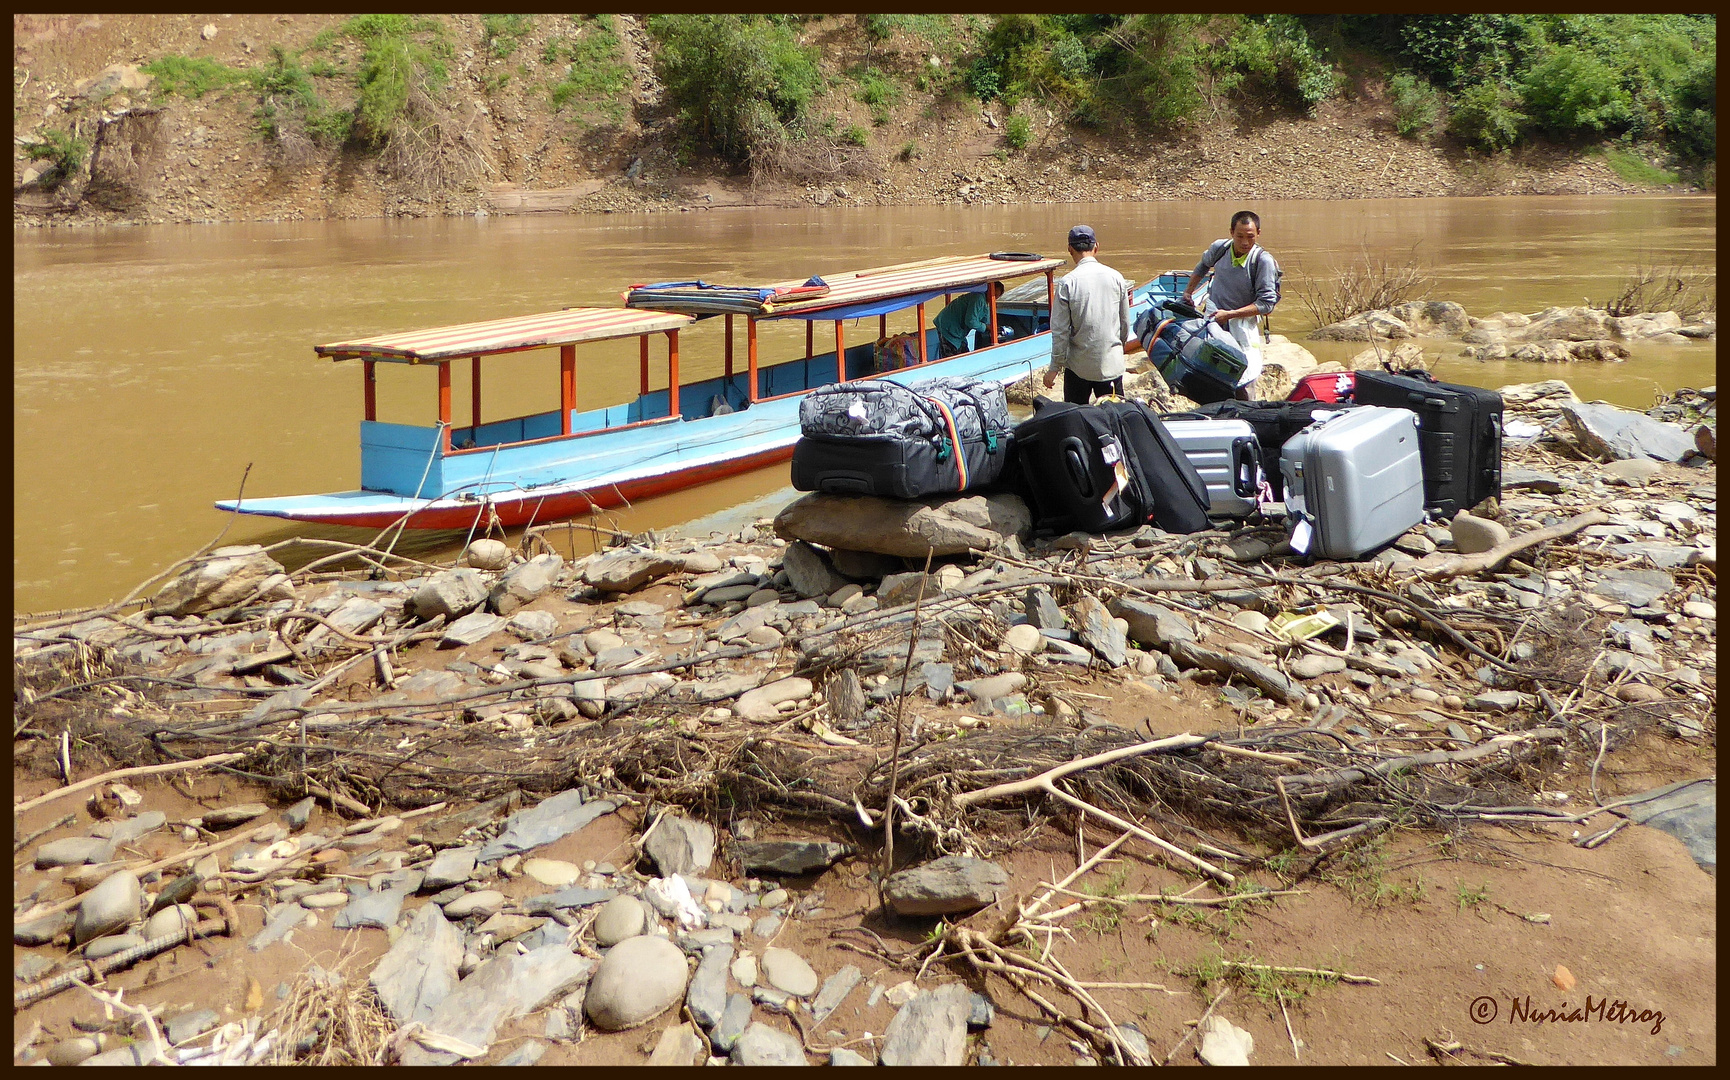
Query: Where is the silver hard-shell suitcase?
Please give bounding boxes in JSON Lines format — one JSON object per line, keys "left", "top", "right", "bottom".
{"left": 1280, "top": 406, "right": 1425, "bottom": 559}
{"left": 1164, "top": 417, "right": 1263, "bottom": 517}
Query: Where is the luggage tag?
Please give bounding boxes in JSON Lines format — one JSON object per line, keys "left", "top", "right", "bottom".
{"left": 1289, "top": 517, "right": 1313, "bottom": 555}
{"left": 1100, "top": 437, "right": 1130, "bottom": 513}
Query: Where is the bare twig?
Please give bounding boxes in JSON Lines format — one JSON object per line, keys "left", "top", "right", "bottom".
{"left": 13, "top": 751, "right": 246, "bottom": 815}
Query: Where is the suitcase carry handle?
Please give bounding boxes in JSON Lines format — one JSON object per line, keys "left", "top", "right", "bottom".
{"left": 1406, "top": 391, "right": 1448, "bottom": 409}
{"left": 1230, "top": 437, "right": 1259, "bottom": 498}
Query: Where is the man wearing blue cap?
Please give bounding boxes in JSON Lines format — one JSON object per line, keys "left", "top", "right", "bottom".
{"left": 1043, "top": 225, "right": 1135, "bottom": 404}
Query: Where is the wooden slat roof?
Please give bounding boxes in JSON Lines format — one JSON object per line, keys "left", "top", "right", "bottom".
{"left": 629, "top": 254, "right": 1064, "bottom": 317}
{"left": 315, "top": 307, "right": 694, "bottom": 363}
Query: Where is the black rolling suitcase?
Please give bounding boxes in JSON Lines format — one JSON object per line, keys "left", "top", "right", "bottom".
{"left": 791, "top": 375, "right": 1013, "bottom": 499}
{"left": 1011, "top": 397, "right": 1210, "bottom": 535}
{"left": 1093, "top": 398, "right": 1211, "bottom": 534}
{"left": 1352, "top": 370, "right": 1502, "bottom": 518}
{"left": 1184, "top": 399, "right": 1360, "bottom": 501}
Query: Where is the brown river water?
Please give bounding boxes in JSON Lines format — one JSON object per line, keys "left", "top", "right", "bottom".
{"left": 13, "top": 195, "right": 1716, "bottom": 612}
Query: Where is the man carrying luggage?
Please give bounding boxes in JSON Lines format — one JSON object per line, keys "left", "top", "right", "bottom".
{"left": 1180, "top": 209, "right": 1279, "bottom": 400}
{"left": 1044, "top": 225, "right": 1135, "bottom": 405}
{"left": 935, "top": 280, "right": 1006, "bottom": 358}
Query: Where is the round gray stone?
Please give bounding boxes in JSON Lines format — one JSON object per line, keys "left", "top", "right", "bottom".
{"left": 1290, "top": 654, "right": 1348, "bottom": 680}
{"left": 83, "top": 933, "right": 146, "bottom": 960}
{"left": 585, "top": 934, "right": 690, "bottom": 1030}
{"left": 74, "top": 870, "right": 142, "bottom": 945}
{"left": 143, "top": 903, "right": 198, "bottom": 941}
{"left": 593, "top": 894, "right": 647, "bottom": 947}
{"left": 760, "top": 947, "right": 819, "bottom": 997}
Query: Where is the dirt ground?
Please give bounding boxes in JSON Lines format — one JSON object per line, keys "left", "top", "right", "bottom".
{"left": 13, "top": 691, "right": 1716, "bottom": 1066}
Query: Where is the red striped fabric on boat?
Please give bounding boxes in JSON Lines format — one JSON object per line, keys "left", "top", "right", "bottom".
{"left": 315, "top": 307, "right": 693, "bottom": 363}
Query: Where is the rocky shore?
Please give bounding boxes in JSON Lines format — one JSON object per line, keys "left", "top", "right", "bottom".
{"left": 12, "top": 379, "right": 1717, "bottom": 1066}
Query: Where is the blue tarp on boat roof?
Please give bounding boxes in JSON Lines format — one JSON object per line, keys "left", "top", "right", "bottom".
{"left": 759, "top": 283, "right": 986, "bottom": 322}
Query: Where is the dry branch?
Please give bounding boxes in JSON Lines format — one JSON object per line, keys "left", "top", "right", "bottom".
{"left": 1425, "top": 511, "right": 1610, "bottom": 578}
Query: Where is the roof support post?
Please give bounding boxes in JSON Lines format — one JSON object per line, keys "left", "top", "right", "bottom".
{"left": 834, "top": 319, "right": 844, "bottom": 382}
{"left": 987, "top": 286, "right": 998, "bottom": 347}
{"left": 639, "top": 336, "right": 650, "bottom": 397}
{"left": 916, "top": 303, "right": 928, "bottom": 364}
{"left": 560, "top": 344, "right": 575, "bottom": 435}
{"left": 363, "top": 360, "right": 376, "bottom": 422}
{"left": 724, "top": 313, "right": 734, "bottom": 377}
{"left": 879, "top": 313, "right": 887, "bottom": 341}
{"left": 1045, "top": 269, "right": 1055, "bottom": 311}
{"left": 437, "top": 361, "right": 452, "bottom": 454}
{"left": 666, "top": 329, "right": 680, "bottom": 420}
{"left": 747, "top": 318, "right": 759, "bottom": 403}
{"left": 470, "top": 355, "right": 482, "bottom": 431}
{"left": 805, "top": 321, "right": 813, "bottom": 361}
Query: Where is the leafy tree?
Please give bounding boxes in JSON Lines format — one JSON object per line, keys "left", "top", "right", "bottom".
{"left": 648, "top": 15, "right": 822, "bottom": 167}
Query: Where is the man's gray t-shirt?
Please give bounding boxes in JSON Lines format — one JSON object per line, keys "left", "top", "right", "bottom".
{"left": 1193, "top": 240, "right": 1279, "bottom": 316}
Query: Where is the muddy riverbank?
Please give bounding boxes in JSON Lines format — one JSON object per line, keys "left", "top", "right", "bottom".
{"left": 13, "top": 380, "right": 1716, "bottom": 1065}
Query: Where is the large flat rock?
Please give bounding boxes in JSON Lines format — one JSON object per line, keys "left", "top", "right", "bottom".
{"left": 775, "top": 493, "right": 1030, "bottom": 558}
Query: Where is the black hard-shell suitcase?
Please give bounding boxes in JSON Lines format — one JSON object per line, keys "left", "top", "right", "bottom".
{"left": 1011, "top": 397, "right": 1143, "bottom": 534}
{"left": 1093, "top": 398, "right": 1211, "bottom": 534}
{"left": 1183, "top": 399, "right": 1361, "bottom": 501}
{"left": 791, "top": 376, "right": 1012, "bottom": 499}
{"left": 1351, "top": 369, "right": 1502, "bottom": 519}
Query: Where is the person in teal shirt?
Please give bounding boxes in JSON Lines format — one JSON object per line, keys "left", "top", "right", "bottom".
{"left": 934, "top": 280, "right": 1005, "bottom": 358}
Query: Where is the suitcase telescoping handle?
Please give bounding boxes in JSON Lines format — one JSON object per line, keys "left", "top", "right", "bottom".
{"left": 1060, "top": 436, "right": 1096, "bottom": 498}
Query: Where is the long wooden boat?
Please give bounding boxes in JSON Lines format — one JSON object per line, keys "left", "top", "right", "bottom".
{"left": 217, "top": 254, "right": 1077, "bottom": 530}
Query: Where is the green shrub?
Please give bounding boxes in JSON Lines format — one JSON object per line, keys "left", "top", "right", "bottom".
{"left": 252, "top": 46, "right": 350, "bottom": 145}
{"left": 1004, "top": 113, "right": 1032, "bottom": 149}
{"left": 1388, "top": 73, "right": 1440, "bottom": 138}
{"left": 22, "top": 128, "right": 88, "bottom": 186}
{"left": 140, "top": 55, "right": 248, "bottom": 99}
{"left": 841, "top": 123, "right": 870, "bottom": 148}
{"left": 1447, "top": 81, "right": 1526, "bottom": 150}
{"left": 1397, "top": 15, "right": 1544, "bottom": 90}
{"left": 1106, "top": 14, "right": 1210, "bottom": 128}
{"left": 341, "top": 15, "right": 450, "bottom": 145}
{"left": 550, "top": 15, "right": 629, "bottom": 118}
{"left": 481, "top": 14, "right": 534, "bottom": 60}
{"left": 1666, "top": 55, "right": 1715, "bottom": 164}
{"left": 1520, "top": 46, "right": 1631, "bottom": 135}
{"left": 1219, "top": 14, "right": 1339, "bottom": 113}
{"left": 898, "top": 139, "right": 919, "bottom": 161}
{"left": 855, "top": 67, "right": 899, "bottom": 126}
{"left": 648, "top": 14, "right": 822, "bottom": 167}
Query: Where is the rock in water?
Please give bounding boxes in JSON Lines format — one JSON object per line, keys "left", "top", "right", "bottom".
{"left": 412, "top": 568, "right": 490, "bottom": 622}
{"left": 882, "top": 856, "right": 1008, "bottom": 916}
{"left": 1450, "top": 513, "right": 1510, "bottom": 554}
{"left": 644, "top": 814, "right": 716, "bottom": 877}
{"left": 880, "top": 983, "right": 972, "bottom": 1066}
{"left": 760, "top": 947, "right": 819, "bottom": 997}
{"left": 371, "top": 904, "right": 465, "bottom": 1024}
{"left": 730, "top": 1022, "right": 808, "bottom": 1066}
{"left": 74, "top": 870, "right": 141, "bottom": 944}
{"left": 584, "top": 935, "right": 690, "bottom": 1030}
{"left": 152, "top": 545, "right": 293, "bottom": 615}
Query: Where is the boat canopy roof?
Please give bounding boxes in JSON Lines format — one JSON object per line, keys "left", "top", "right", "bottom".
{"left": 624, "top": 253, "right": 1064, "bottom": 319}
{"left": 315, "top": 307, "right": 694, "bottom": 364}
